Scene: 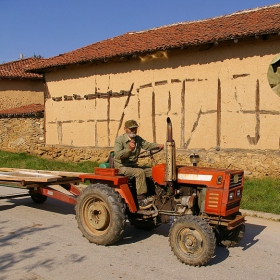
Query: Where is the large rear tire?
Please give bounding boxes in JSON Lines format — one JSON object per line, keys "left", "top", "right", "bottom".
{"left": 169, "top": 216, "right": 216, "bottom": 266}
{"left": 75, "top": 184, "right": 126, "bottom": 245}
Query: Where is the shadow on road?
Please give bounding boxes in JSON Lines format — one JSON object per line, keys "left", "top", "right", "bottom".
{"left": 118, "top": 222, "right": 171, "bottom": 245}
{"left": 209, "top": 221, "right": 266, "bottom": 265}
{"left": 238, "top": 222, "right": 265, "bottom": 250}
{"left": 2, "top": 196, "right": 75, "bottom": 215}
{"left": 0, "top": 222, "right": 86, "bottom": 277}
{"left": 119, "top": 219, "right": 267, "bottom": 266}
{"left": 0, "top": 204, "right": 17, "bottom": 211}
{"left": 1, "top": 195, "right": 267, "bottom": 267}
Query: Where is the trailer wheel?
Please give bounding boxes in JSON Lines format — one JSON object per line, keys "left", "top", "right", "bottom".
{"left": 169, "top": 216, "right": 216, "bottom": 266}
{"left": 30, "top": 192, "right": 48, "bottom": 204}
{"left": 75, "top": 184, "right": 126, "bottom": 245}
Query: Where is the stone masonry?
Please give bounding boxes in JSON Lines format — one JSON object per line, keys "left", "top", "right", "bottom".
{"left": 0, "top": 118, "right": 45, "bottom": 152}
{"left": 0, "top": 117, "right": 280, "bottom": 178}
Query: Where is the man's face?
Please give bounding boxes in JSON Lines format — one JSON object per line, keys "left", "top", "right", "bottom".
{"left": 125, "top": 127, "right": 138, "bottom": 138}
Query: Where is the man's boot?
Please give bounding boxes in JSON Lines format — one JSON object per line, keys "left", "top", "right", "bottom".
{"left": 137, "top": 194, "right": 153, "bottom": 210}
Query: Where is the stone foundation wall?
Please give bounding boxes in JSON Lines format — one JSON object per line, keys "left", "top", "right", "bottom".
{"left": 30, "top": 146, "right": 280, "bottom": 178}
{"left": 0, "top": 117, "right": 45, "bottom": 152}
{"left": 1, "top": 117, "right": 279, "bottom": 178}
{"left": 178, "top": 149, "right": 280, "bottom": 178}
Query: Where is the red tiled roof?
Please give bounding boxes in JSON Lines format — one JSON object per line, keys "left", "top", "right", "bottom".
{"left": 0, "top": 104, "right": 44, "bottom": 117}
{"left": 27, "top": 4, "right": 280, "bottom": 73}
{"left": 0, "top": 58, "right": 43, "bottom": 79}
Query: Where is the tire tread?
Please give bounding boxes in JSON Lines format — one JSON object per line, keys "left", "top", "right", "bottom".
{"left": 75, "top": 184, "right": 126, "bottom": 245}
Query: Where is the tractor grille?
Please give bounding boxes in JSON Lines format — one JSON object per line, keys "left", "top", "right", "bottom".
{"left": 226, "top": 200, "right": 240, "bottom": 211}
{"left": 207, "top": 192, "right": 219, "bottom": 209}
{"left": 229, "top": 173, "right": 243, "bottom": 189}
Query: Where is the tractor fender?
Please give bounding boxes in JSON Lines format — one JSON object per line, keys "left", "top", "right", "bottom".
{"left": 116, "top": 184, "right": 138, "bottom": 213}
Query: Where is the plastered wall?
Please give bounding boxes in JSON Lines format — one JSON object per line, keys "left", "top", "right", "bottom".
{"left": 0, "top": 80, "right": 44, "bottom": 109}
{"left": 44, "top": 37, "right": 280, "bottom": 154}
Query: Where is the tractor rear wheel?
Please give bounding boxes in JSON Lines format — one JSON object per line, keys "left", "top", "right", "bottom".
{"left": 75, "top": 184, "right": 126, "bottom": 245}
{"left": 169, "top": 216, "right": 216, "bottom": 266}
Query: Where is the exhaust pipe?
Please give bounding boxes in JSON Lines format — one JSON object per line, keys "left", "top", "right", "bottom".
{"left": 165, "top": 117, "right": 176, "bottom": 183}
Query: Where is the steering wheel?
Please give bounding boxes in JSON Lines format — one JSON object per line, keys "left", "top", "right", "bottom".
{"left": 138, "top": 147, "right": 163, "bottom": 158}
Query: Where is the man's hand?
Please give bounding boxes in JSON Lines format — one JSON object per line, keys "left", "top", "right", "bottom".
{"left": 129, "top": 139, "right": 135, "bottom": 150}
{"left": 158, "top": 144, "right": 164, "bottom": 149}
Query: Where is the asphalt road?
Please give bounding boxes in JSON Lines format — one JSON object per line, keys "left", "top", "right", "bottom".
{"left": 0, "top": 186, "right": 280, "bottom": 280}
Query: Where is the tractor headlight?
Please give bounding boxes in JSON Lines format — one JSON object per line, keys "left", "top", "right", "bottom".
{"left": 229, "top": 191, "right": 234, "bottom": 200}
{"left": 236, "top": 189, "right": 242, "bottom": 197}
{"left": 190, "top": 154, "right": 200, "bottom": 166}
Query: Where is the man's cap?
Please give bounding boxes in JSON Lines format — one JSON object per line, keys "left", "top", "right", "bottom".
{"left": 125, "top": 120, "right": 139, "bottom": 128}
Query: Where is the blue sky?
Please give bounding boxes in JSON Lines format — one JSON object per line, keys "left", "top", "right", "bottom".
{"left": 1, "top": 0, "right": 279, "bottom": 63}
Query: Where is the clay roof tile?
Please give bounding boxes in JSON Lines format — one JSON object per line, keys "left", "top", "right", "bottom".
{"left": 0, "top": 58, "right": 43, "bottom": 80}
{"left": 0, "top": 104, "right": 44, "bottom": 117}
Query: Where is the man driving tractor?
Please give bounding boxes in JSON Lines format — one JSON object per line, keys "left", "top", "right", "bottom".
{"left": 114, "top": 119, "right": 164, "bottom": 209}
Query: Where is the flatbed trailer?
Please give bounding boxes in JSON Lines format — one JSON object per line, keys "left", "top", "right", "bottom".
{"left": 0, "top": 167, "right": 83, "bottom": 204}
{"left": 0, "top": 167, "right": 129, "bottom": 206}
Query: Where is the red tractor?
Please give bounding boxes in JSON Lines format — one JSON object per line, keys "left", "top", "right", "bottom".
{"left": 76, "top": 117, "right": 245, "bottom": 266}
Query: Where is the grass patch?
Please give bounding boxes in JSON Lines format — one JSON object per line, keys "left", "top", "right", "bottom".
{"left": 1, "top": 150, "right": 279, "bottom": 215}
{"left": 241, "top": 177, "right": 280, "bottom": 215}
{"left": 0, "top": 150, "right": 98, "bottom": 173}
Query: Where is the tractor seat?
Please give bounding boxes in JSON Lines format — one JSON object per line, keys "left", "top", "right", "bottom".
{"left": 99, "top": 151, "right": 115, "bottom": 168}
{"left": 99, "top": 151, "right": 135, "bottom": 182}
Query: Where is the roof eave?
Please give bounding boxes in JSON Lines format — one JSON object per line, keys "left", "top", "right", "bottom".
{"left": 0, "top": 76, "right": 43, "bottom": 81}
{"left": 27, "top": 30, "right": 280, "bottom": 74}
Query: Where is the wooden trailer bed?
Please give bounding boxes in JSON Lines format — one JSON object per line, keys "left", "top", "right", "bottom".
{"left": 0, "top": 168, "right": 83, "bottom": 188}
{"left": 0, "top": 168, "right": 84, "bottom": 204}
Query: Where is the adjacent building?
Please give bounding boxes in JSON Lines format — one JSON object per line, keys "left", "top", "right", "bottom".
{"left": 0, "top": 58, "right": 44, "bottom": 152}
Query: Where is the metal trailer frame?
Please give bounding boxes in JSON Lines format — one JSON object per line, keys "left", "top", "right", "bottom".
{"left": 0, "top": 167, "right": 131, "bottom": 208}
{"left": 0, "top": 168, "right": 83, "bottom": 205}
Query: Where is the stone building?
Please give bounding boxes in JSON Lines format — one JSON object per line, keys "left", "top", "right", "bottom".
{"left": 25, "top": 4, "right": 280, "bottom": 177}
{"left": 0, "top": 58, "right": 45, "bottom": 152}
{"left": 0, "top": 57, "right": 44, "bottom": 109}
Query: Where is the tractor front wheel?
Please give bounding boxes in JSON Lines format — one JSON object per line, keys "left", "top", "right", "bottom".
{"left": 75, "top": 184, "right": 126, "bottom": 245}
{"left": 169, "top": 216, "right": 216, "bottom": 266}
